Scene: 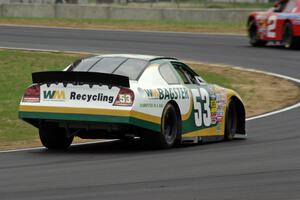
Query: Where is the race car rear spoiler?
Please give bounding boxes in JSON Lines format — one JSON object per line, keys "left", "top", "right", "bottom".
{"left": 32, "top": 71, "right": 130, "bottom": 88}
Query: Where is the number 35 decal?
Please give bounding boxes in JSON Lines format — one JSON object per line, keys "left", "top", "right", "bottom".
{"left": 191, "top": 88, "right": 211, "bottom": 127}
{"left": 267, "top": 15, "right": 277, "bottom": 38}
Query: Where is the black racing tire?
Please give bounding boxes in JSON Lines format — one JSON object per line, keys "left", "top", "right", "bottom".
{"left": 282, "top": 22, "right": 300, "bottom": 49}
{"left": 158, "top": 104, "right": 180, "bottom": 149}
{"left": 248, "top": 20, "right": 267, "bottom": 47}
{"left": 39, "top": 127, "right": 73, "bottom": 150}
{"left": 142, "top": 104, "right": 180, "bottom": 149}
{"left": 141, "top": 104, "right": 181, "bottom": 149}
{"left": 224, "top": 100, "right": 238, "bottom": 141}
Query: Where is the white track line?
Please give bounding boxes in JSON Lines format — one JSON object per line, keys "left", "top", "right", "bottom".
{"left": 0, "top": 140, "right": 117, "bottom": 153}
{"left": 247, "top": 102, "right": 300, "bottom": 121}
{"left": 0, "top": 47, "right": 299, "bottom": 153}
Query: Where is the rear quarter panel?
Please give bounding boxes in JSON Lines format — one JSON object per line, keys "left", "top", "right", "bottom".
{"left": 133, "top": 64, "right": 192, "bottom": 132}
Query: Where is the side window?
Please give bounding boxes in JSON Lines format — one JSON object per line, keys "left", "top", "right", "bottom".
{"left": 274, "top": 0, "right": 289, "bottom": 12}
{"left": 174, "top": 66, "right": 190, "bottom": 84}
{"left": 172, "top": 62, "right": 198, "bottom": 84}
{"left": 183, "top": 68, "right": 197, "bottom": 84}
{"left": 159, "top": 63, "right": 180, "bottom": 84}
{"left": 284, "top": 0, "right": 296, "bottom": 12}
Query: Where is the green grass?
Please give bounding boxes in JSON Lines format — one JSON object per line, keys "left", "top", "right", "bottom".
{"left": 0, "top": 17, "right": 246, "bottom": 34}
{"left": 0, "top": 50, "right": 83, "bottom": 144}
{"left": 195, "top": 69, "right": 232, "bottom": 89}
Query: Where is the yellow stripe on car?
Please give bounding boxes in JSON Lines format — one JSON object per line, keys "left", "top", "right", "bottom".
{"left": 182, "top": 126, "right": 222, "bottom": 137}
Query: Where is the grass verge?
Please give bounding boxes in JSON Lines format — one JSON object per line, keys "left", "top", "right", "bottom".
{"left": 0, "top": 17, "right": 246, "bottom": 34}
{"left": 0, "top": 49, "right": 299, "bottom": 150}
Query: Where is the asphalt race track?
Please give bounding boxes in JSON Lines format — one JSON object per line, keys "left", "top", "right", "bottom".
{"left": 0, "top": 25, "right": 300, "bottom": 200}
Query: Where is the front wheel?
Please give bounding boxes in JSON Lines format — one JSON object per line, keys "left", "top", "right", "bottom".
{"left": 248, "top": 20, "right": 267, "bottom": 47}
{"left": 39, "top": 127, "right": 73, "bottom": 150}
{"left": 225, "top": 101, "right": 237, "bottom": 141}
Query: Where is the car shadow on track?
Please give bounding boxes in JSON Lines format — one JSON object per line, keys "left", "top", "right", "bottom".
{"left": 246, "top": 44, "right": 300, "bottom": 51}
{"left": 32, "top": 138, "right": 247, "bottom": 156}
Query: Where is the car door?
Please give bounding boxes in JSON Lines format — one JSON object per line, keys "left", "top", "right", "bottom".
{"left": 265, "top": 11, "right": 280, "bottom": 40}
{"left": 170, "top": 61, "right": 219, "bottom": 138}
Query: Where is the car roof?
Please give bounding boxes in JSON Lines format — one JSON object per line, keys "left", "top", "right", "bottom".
{"left": 94, "top": 54, "right": 178, "bottom": 62}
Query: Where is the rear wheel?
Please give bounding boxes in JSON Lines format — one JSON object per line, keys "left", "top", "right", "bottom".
{"left": 225, "top": 101, "right": 237, "bottom": 141}
{"left": 282, "top": 22, "right": 300, "bottom": 49}
{"left": 248, "top": 20, "right": 267, "bottom": 47}
{"left": 39, "top": 127, "right": 73, "bottom": 150}
{"left": 142, "top": 104, "right": 180, "bottom": 149}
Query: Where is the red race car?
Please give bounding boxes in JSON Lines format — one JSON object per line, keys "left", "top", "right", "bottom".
{"left": 248, "top": 0, "right": 300, "bottom": 48}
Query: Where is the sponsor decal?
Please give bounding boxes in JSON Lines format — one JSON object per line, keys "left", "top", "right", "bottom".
{"left": 210, "top": 99, "right": 217, "bottom": 113}
{"left": 139, "top": 103, "right": 163, "bottom": 108}
{"left": 70, "top": 92, "right": 114, "bottom": 103}
{"left": 144, "top": 87, "right": 189, "bottom": 100}
{"left": 209, "top": 87, "right": 227, "bottom": 126}
{"left": 43, "top": 90, "right": 114, "bottom": 103}
{"left": 210, "top": 94, "right": 217, "bottom": 125}
{"left": 211, "top": 113, "right": 217, "bottom": 125}
{"left": 217, "top": 116, "right": 223, "bottom": 123}
{"left": 216, "top": 123, "right": 222, "bottom": 134}
{"left": 43, "top": 90, "right": 66, "bottom": 101}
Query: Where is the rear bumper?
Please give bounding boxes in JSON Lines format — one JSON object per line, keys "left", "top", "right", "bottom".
{"left": 19, "top": 105, "right": 161, "bottom": 132}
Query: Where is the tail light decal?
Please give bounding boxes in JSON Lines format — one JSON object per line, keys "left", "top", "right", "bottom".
{"left": 22, "top": 84, "right": 40, "bottom": 103}
{"left": 113, "top": 88, "right": 135, "bottom": 106}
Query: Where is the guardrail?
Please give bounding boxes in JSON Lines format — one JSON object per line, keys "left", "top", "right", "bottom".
{"left": 0, "top": 3, "right": 262, "bottom": 23}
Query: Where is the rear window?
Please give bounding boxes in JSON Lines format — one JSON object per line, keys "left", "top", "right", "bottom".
{"left": 72, "top": 57, "right": 99, "bottom": 72}
{"left": 113, "top": 59, "right": 148, "bottom": 80}
{"left": 71, "top": 57, "right": 148, "bottom": 80}
{"left": 89, "top": 57, "right": 127, "bottom": 73}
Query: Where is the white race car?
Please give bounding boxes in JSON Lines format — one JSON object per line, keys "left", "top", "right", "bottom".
{"left": 19, "top": 54, "right": 246, "bottom": 149}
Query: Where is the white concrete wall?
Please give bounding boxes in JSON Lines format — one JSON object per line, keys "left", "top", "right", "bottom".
{"left": 0, "top": 0, "right": 88, "bottom": 3}
{"left": 211, "top": 0, "right": 269, "bottom": 3}
{"left": 2, "top": 4, "right": 55, "bottom": 17}
{"left": 0, "top": 4, "right": 262, "bottom": 22}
